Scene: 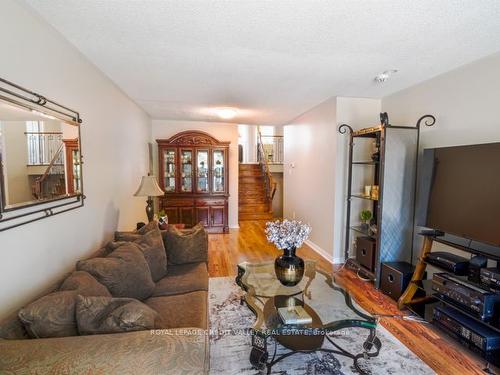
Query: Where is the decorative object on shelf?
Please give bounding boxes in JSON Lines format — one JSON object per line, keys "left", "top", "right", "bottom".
{"left": 371, "top": 137, "right": 381, "bottom": 161}
{"left": 265, "top": 219, "right": 311, "bottom": 286}
{"left": 134, "top": 175, "right": 164, "bottom": 222}
{"left": 157, "top": 209, "right": 168, "bottom": 230}
{"left": 364, "top": 185, "right": 372, "bottom": 197}
{"left": 360, "top": 210, "right": 372, "bottom": 229}
{"left": 370, "top": 185, "right": 379, "bottom": 200}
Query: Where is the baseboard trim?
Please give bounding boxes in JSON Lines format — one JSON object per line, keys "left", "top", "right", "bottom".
{"left": 229, "top": 225, "right": 240, "bottom": 229}
{"left": 304, "top": 240, "right": 336, "bottom": 264}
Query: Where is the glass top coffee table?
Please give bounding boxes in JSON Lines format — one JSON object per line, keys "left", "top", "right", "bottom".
{"left": 236, "top": 260, "right": 381, "bottom": 374}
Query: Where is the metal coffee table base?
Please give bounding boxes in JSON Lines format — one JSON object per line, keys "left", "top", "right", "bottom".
{"left": 248, "top": 317, "right": 381, "bottom": 375}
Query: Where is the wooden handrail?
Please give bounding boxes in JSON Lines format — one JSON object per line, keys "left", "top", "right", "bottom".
{"left": 257, "top": 126, "right": 277, "bottom": 210}
{"left": 32, "top": 143, "right": 64, "bottom": 200}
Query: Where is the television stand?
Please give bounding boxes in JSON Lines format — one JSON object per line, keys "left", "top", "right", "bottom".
{"left": 397, "top": 235, "right": 434, "bottom": 309}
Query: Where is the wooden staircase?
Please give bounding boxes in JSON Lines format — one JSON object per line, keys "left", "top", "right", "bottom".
{"left": 239, "top": 164, "right": 274, "bottom": 221}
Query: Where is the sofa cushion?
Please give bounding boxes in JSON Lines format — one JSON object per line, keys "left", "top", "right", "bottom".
{"left": 75, "top": 295, "right": 157, "bottom": 335}
{"left": 162, "top": 223, "right": 208, "bottom": 265}
{"left": 76, "top": 242, "right": 155, "bottom": 300}
{"left": 18, "top": 270, "right": 113, "bottom": 339}
{"left": 145, "top": 291, "right": 207, "bottom": 330}
{"left": 59, "top": 271, "right": 111, "bottom": 297}
{"left": 18, "top": 291, "right": 80, "bottom": 338}
{"left": 115, "top": 222, "right": 167, "bottom": 282}
{"left": 152, "top": 262, "right": 208, "bottom": 297}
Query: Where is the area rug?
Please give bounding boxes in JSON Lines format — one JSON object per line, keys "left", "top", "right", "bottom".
{"left": 209, "top": 277, "right": 434, "bottom": 375}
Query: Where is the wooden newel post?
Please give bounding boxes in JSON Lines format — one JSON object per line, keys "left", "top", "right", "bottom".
{"left": 398, "top": 236, "right": 434, "bottom": 309}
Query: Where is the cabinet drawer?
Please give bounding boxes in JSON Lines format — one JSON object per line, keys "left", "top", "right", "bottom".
{"left": 166, "top": 199, "right": 195, "bottom": 207}
{"left": 195, "top": 199, "right": 226, "bottom": 206}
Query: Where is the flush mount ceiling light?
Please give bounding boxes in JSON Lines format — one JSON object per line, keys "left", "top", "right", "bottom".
{"left": 214, "top": 107, "right": 238, "bottom": 120}
{"left": 374, "top": 69, "right": 398, "bottom": 83}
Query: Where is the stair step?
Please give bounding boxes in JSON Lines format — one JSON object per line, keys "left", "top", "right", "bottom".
{"left": 239, "top": 204, "right": 271, "bottom": 213}
{"left": 239, "top": 170, "right": 263, "bottom": 177}
{"left": 239, "top": 198, "right": 268, "bottom": 204}
{"left": 239, "top": 164, "right": 261, "bottom": 170}
{"left": 239, "top": 176, "right": 264, "bottom": 184}
{"left": 239, "top": 212, "right": 274, "bottom": 221}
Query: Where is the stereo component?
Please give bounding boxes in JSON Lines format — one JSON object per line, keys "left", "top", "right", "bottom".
{"left": 426, "top": 251, "right": 469, "bottom": 275}
{"left": 433, "top": 304, "right": 500, "bottom": 366}
{"left": 480, "top": 267, "right": 500, "bottom": 291}
{"left": 432, "top": 273, "right": 500, "bottom": 321}
{"left": 468, "top": 255, "right": 488, "bottom": 284}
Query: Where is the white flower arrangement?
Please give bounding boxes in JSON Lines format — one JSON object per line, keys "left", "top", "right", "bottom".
{"left": 265, "top": 219, "right": 311, "bottom": 250}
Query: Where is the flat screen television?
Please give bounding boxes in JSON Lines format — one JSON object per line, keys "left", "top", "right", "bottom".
{"left": 420, "top": 142, "right": 500, "bottom": 247}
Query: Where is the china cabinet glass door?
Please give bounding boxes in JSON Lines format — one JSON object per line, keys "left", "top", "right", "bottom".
{"left": 163, "top": 149, "right": 176, "bottom": 192}
{"left": 212, "top": 149, "right": 226, "bottom": 193}
{"left": 180, "top": 149, "right": 193, "bottom": 192}
{"left": 196, "top": 149, "right": 209, "bottom": 193}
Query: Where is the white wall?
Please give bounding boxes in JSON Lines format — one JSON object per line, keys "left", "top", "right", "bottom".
{"left": 0, "top": 0, "right": 151, "bottom": 319}
{"left": 382, "top": 51, "right": 500, "bottom": 262}
{"left": 284, "top": 97, "right": 381, "bottom": 263}
{"left": 284, "top": 98, "right": 338, "bottom": 261}
{"left": 382, "top": 52, "right": 500, "bottom": 148}
{"left": 152, "top": 120, "right": 239, "bottom": 228}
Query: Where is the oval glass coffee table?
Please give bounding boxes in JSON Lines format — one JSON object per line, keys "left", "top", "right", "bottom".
{"left": 235, "top": 260, "right": 381, "bottom": 375}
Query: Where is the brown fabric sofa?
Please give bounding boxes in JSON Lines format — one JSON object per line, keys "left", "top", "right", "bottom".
{"left": 0, "top": 225, "right": 210, "bottom": 375}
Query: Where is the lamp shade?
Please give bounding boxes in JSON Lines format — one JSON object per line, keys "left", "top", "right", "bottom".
{"left": 134, "top": 175, "right": 164, "bottom": 197}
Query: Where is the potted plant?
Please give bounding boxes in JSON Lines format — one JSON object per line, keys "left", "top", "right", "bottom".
{"left": 265, "top": 219, "right": 311, "bottom": 286}
{"left": 360, "top": 210, "right": 372, "bottom": 230}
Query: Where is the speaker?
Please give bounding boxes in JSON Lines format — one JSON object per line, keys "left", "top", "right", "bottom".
{"left": 356, "top": 237, "right": 376, "bottom": 271}
{"left": 380, "top": 262, "right": 415, "bottom": 300}
{"left": 468, "top": 255, "right": 488, "bottom": 284}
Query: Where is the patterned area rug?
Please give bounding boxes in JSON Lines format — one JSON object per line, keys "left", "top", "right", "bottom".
{"left": 209, "top": 277, "right": 435, "bottom": 375}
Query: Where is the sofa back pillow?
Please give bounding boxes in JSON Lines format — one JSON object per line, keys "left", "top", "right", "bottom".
{"left": 162, "top": 223, "right": 208, "bottom": 265}
{"left": 18, "top": 272, "right": 111, "bottom": 339}
{"left": 75, "top": 295, "right": 157, "bottom": 335}
{"left": 115, "top": 223, "right": 167, "bottom": 282}
{"left": 59, "top": 271, "right": 111, "bottom": 296}
{"left": 76, "top": 242, "right": 155, "bottom": 300}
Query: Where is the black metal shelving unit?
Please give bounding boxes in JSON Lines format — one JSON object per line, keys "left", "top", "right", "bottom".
{"left": 339, "top": 113, "right": 436, "bottom": 288}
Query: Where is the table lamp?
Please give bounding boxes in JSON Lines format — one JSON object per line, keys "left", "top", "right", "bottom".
{"left": 134, "top": 175, "right": 164, "bottom": 222}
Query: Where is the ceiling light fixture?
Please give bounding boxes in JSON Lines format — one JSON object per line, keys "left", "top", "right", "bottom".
{"left": 214, "top": 107, "right": 238, "bottom": 120}
{"left": 374, "top": 69, "right": 398, "bottom": 83}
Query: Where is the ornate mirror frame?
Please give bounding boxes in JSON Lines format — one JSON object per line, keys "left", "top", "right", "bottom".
{"left": 0, "top": 77, "right": 85, "bottom": 231}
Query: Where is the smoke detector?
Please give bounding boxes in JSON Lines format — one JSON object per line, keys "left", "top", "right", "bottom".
{"left": 374, "top": 70, "right": 398, "bottom": 83}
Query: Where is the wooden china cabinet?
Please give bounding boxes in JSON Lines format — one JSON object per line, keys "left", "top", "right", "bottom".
{"left": 157, "top": 130, "right": 229, "bottom": 233}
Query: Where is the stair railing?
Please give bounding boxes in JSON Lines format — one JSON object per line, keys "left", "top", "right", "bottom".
{"left": 32, "top": 143, "right": 65, "bottom": 200}
{"left": 257, "top": 127, "right": 277, "bottom": 210}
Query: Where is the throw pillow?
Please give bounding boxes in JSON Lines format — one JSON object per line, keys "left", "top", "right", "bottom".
{"left": 162, "top": 223, "right": 208, "bottom": 265}
{"left": 59, "top": 271, "right": 111, "bottom": 297}
{"left": 18, "top": 270, "right": 112, "bottom": 339}
{"left": 115, "top": 223, "right": 167, "bottom": 282}
{"left": 18, "top": 291, "right": 80, "bottom": 338}
{"left": 76, "top": 242, "right": 155, "bottom": 300}
{"left": 75, "top": 295, "right": 157, "bottom": 335}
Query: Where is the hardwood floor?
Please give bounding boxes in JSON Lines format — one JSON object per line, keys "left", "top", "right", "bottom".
{"left": 208, "top": 220, "right": 496, "bottom": 375}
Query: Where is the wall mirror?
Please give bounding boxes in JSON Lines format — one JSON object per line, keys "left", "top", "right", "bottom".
{"left": 0, "top": 78, "right": 84, "bottom": 231}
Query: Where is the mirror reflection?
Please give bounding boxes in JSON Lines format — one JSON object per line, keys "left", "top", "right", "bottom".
{"left": 0, "top": 102, "right": 81, "bottom": 209}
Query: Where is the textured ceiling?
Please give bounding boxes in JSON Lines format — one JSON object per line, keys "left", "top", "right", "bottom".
{"left": 23, "top": 0, "right": 500, "bottom": 125}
